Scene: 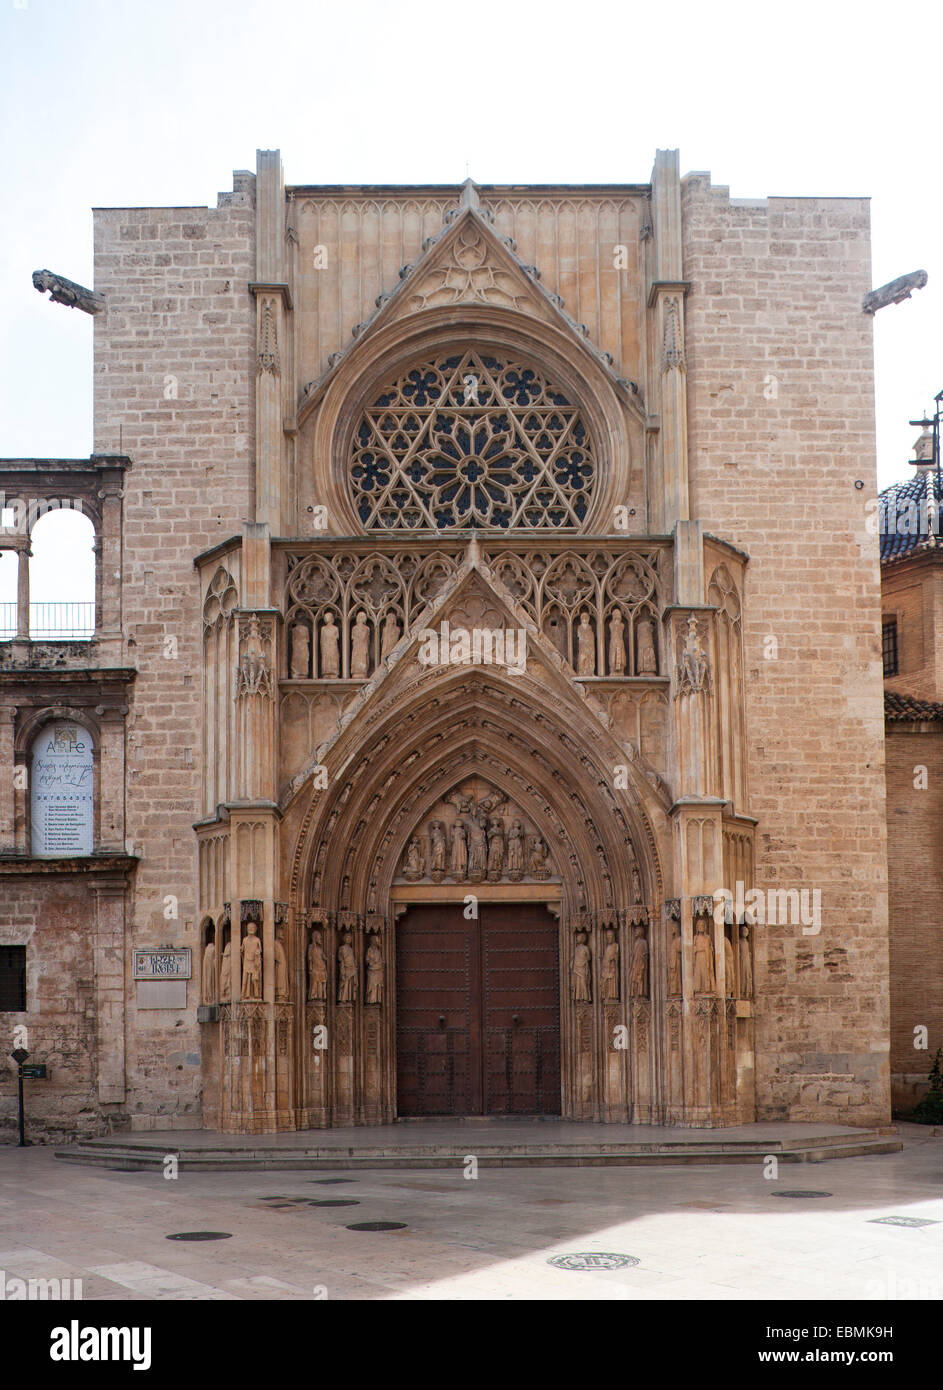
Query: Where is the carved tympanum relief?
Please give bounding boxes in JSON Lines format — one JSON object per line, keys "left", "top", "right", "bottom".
{"left": 396, "top": 777, "right": 556, "bottom": 885}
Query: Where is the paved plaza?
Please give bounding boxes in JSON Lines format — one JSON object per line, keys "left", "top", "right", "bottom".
{"left": 0, "top": 1125, "right": 940, "bottom": 1301}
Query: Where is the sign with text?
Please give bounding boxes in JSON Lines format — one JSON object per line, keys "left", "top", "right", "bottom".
{"left": 30, "top": 721, "right": 93, "bottom": 856}
{"left": 133, "top": 948, "right": 192, "bottom": 981}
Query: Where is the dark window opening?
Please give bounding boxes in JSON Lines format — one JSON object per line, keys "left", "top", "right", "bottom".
{"left": 882, "top": 619, "right": 899, "bottom": 678}
{"left": 0, "top": 946, "right": 26, "bottom": 1011}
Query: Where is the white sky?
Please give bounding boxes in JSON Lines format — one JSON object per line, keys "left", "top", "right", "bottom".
{"left": 0, "top": 0, "right": 940, "bottom": 530}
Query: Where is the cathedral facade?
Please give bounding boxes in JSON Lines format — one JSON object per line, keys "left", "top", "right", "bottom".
{"left": 0, "top": 150, "right": 890, "bottom": 1138}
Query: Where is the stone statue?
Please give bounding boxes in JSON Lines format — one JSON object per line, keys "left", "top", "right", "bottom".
{"left": 365, "top": 935, "right": 383, "bottom": 1005}
{"left": 600, "top": 928, "right": 620, "bottom": 1001}
{"left": 337, "top": 933, "right": 357, "bottom": 1003}
{"left": 429, "top": 820, "right": 447, "bottom": 874}
{"left": 238, "top": 617, "right": 271, "bottom": 697}
{"left": 739, "top": 924, "right": 753, "bottom": 998}
{"left": 668, "top": 921, "right": 682, "bottom": 995}
{"left": 629, "top": 925, "right": 649, "bottom": 997}
{"left": 571, "top": 931, "right": 592, "bottom": 1003}
{"left": 678, "top": 615, "right": 710, "bottom": 695}
{"left": 241, "top": 922, "right": 263, "bottom": 1000}
{"left": 307, "top": 930, "right": 327, "bottom": 1002}
{"left": 507, "top": 819, "right": 525, "bottom": 875}
{"left": 350, "top": 610, "right": 371, "bottom": 679}
{"left": 320, "top": 611, "right": 340, "bottom": 677}
{"left": 724, "top": 932, "right": 736, "bottom": 996}
{"left": 632, "top": 866, "right": 642, "bottom": 903}
{"left": 693, "top": 918, "right": 716, "bottom": 993}
{"left": 274, "top": 930, "right": 290, "bottom": 1001}
{"left": 529, "top": 836, "right": 550, "bottom": 878}
{"left": 486, "top": 817, "right": 506, "bottom": 879}
{"left": 380, "top": 611, "right": 401, "bottom": 659}
{"left": 450, "top": 819, "right": 468, "bottom": 877}
{"left": 468, "top": 817, "right": 487, "bottom": 878}
{"left": 403, "top": 836, "right": 425, "bottom": 880}
{"left": 608, "top": 607, "right": 626, "bottom": 675}
{"left": 201, "top": 938, "right": 217, "bottom": 1004}
{"left": 290, "top": 623, "right": 310, "bottom": 678}
{"left": 636, "top": 615, "right": 658, "bottom": 675}
{"left": 218, "top": 940, "right": 232, "bottom": 1001}
{"left": 576, "top": 610, "right": 595, "bottom": 676}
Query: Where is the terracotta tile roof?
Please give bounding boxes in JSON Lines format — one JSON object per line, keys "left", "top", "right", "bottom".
{"left": 885, "top": 691, "right": 943, "bottom": 722}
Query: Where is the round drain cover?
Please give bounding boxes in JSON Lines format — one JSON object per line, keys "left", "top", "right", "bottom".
{"left": 166, "top": 1231, "right": 233, "bottom": 1241}
{"left": 108, "top": 1167, "right": 145, "bottom": 1173}
{"left": 549, "top": 1253, "right": 639, "bottom": 1271}
{"left": 346, "top": 1221, "right": 407, "bottom": 1232}
{"left": 310, "top": 1178, "right": 357, "bottom": 1185}
{"left": 309, "top": 1199, "right": 360, "bottom": 1207}
{"left": 774, "top": 1190, "right": 833, "bottom": 1199}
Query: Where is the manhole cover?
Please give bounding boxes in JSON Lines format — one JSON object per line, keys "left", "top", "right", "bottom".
{"left": 108, "top": 1167, "right": 146, "bottom": 1173}
{"left": 773, "top": 1191, "right": 833, "bottom": 1199}
{"left": 310, "top": 1178, "right": 357, "bottom": 1185}
{"left": 869, "top": 1215, "right": 940, "bottom": 1227}
{"left": 346, "top": 1221, "right": 408, "bottom": 1232}
{"left": 548, "top": 1253, "right": 639, "bottom": 1271}
{"left": 166, "top": 1231, "right": 233, "bottom": 1241}
{"left": 308, "top": 1199, "right": 360, "bottom": 1207}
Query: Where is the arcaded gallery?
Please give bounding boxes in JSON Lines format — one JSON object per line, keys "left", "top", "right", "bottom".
{"left": 0, "top": 149, "right": 892, "bottom": 1141}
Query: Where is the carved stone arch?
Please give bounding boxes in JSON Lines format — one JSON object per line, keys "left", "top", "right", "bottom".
{"left": 15, "top": 704, "right": 101, "bottom": 757}
{"left": 288, "top": 667, "right": 668, "bottom": 923}
{"left": 299, "top": 306, "right": 643, "bottom": 536}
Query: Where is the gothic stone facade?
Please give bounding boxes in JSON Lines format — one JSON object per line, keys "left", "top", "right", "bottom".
{"left": 0, "top": 150, "right": 890, "bottom": 1138}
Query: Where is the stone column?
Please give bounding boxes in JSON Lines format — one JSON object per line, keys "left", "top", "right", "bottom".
{"left": 94, "top": 463, "right": 126, "bottom": 665}
{"left": 0, "top": 707, "right": 14, "bottom": 852}
{"left": 97, "top": 707, "right": 127, "bottom": 852}
{"left": 649, "top": 149, "right": 691, "bottom": 531}
{"left": 250, "top": 149, "right": 290, "bottom": 536}
{"left": 91, "top": 877, "right": 127, "bottom": 1104}
{"left": 16, "top": 543, "right": 29, "bottom": 639}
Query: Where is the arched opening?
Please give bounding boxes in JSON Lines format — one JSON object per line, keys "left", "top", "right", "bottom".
{"left": 0, "top": 550, "right": 17, "bottom": 639}
{"left": 29, "top": 508, "right": 95, "bottom": 639}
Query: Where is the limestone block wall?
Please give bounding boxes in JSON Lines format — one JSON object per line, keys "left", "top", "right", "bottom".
{"left": 884, "top": 723, "right": 943, "bottom": 1110}
{"left": 0, "top": 878, "right": 98, "bottom": 1142}
{"left": 682, "top": 175, "right": 890, "bottom": 1125}
{"left": 92, "top": 176, "right": 256, "bottom": 1127}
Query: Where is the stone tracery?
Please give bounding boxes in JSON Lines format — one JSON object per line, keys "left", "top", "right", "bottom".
{"left": 348, "top": 351, "right": 597, "bottom": 530}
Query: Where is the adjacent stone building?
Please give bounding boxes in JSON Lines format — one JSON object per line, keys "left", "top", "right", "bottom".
{"left": 880, "top": 431, "right": 943, "bottom": 1112}
{"left": 1, "top": 149, "right": 891, "bottom": 1139}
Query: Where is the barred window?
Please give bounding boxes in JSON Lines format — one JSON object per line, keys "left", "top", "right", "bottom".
{"left": 0, "top": 946, "right": 26, "bottom": 1011}
{"left": 349, "top": 352, "right": 596, "bottom": 531}
{"left": 882, "top": 618, "right": 898, "bottom": 677}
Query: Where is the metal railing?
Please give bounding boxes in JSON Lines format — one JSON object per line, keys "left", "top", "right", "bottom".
{"left": 0, "top": 601, "right": 95, "bottom": 640}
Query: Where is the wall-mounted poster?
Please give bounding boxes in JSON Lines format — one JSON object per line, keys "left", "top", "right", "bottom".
{"left": 31, "top": 721, "right": 94, "bottom": 856}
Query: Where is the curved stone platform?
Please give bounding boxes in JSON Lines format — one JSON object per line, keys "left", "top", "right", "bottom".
{"left": 54, "top": 1119, "right": 902, "bottom": 1171}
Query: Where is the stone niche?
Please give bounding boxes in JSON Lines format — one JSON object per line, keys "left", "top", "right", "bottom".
{"left": 395, "top": 777, "right": 558, "bottom": 886}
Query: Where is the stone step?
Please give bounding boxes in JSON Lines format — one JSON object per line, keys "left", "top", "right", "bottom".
{"left": 55, "top": 1134, "right": 901, "bottom": 1171}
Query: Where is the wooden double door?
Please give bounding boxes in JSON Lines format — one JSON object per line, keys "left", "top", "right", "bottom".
{"left": 396, "top": 902, "right": 561, "bottom": 1116}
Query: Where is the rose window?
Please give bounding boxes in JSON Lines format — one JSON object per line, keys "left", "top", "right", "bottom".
{"left": 349, "top": 352, "right": 597, "bottom": 530}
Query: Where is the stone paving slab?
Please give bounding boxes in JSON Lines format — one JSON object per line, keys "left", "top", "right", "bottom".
{"left": 2, "top": 1125, "right": 940, "bottom": 1301}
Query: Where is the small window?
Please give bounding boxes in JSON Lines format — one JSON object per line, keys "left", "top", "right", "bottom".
{"left": 882, "top": 619, "right": 899, "bottom": 677}
{"left": 0, "top": 946, "right": 26, "bottom": 1011}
